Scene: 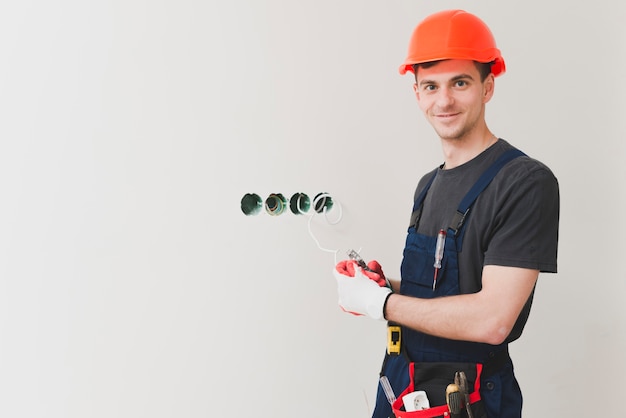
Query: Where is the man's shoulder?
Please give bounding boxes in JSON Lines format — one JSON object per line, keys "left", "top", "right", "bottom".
{"left": 500, "top": 153, "right": 558, "bottom": 186}
{"left": 494, "top": 140, "right": 558, "bottom": 185}
{"left": 413, "top": 167, "right": 439, "bottom": 198}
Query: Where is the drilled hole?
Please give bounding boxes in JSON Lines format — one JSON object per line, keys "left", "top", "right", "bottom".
{"left": 241, "top": 193, "right": 262, "bottom": 216}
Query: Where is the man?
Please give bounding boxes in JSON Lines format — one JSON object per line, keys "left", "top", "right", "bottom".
{"left": 334, "top": 10, "right": 559, "bottom": 418}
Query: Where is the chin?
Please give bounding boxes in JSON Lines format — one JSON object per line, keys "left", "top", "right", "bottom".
{"left": 435, "top": 131, "right": 465, "bottom": 141}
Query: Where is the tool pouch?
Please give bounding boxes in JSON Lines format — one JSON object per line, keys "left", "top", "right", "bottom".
{"left": 392, "top": 362, "right": 487, "bottom": 418}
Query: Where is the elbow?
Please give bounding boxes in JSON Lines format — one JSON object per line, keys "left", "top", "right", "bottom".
{"left": 477, "top": 320, "right": 512, "bottom": 346}
{"left": 483, "top": 329, "right": 509, "bottom": 346}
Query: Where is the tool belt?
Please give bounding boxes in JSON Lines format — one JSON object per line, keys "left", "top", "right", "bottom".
{"left": 386, "top": 348, "right": 510, "bottom": 418}
{"left": 391, "top": 362, "right": 485, "bottom": 418}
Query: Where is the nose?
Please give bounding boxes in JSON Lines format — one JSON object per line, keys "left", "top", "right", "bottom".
{"left": 436, "top": 87, "right": 454, "bottom": 109}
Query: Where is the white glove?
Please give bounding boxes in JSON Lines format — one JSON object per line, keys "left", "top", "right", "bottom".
{"left": 334, "top": 264, "right": 392, "bottom": 320}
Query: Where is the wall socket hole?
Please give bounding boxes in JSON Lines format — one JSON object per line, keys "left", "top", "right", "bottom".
{"left": 265, "top": 193, "right": 287, "bottom": 216}
{"left": 241, "top": 193, "right": 262, "bottom": 216}
{"left": 314, "top": 193, "right": 333, "bottom": 213}
{"left": 289, "top": 193, "right": 310, "bottom": 215}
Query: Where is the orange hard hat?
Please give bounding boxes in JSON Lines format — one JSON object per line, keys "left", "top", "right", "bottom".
{"left": 399, "top": 10, "right": 505, "bottom": 77}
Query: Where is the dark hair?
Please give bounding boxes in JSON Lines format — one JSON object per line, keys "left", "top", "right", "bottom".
{"left": 412, "top": 60, "right": 494, "bottom": 82}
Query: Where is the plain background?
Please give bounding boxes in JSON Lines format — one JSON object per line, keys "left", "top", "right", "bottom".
{"left": 0, "top": 0, "right": 624, "bottom": 416}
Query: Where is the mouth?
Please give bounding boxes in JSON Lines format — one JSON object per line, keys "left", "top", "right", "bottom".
{"left": 433, "top": 112, "right": 461, "bottom": 125}
{"left": 435, "top": 112, "right": 461, "bottom": 119}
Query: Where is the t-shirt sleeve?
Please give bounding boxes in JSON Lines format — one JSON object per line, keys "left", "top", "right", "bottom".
{"left": 483, "top": 164, "right": 560, "bottom": 273}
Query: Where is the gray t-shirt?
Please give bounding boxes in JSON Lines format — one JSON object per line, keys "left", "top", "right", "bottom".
{"left": 410, "top": 139, "right": 559, "bottom": 342}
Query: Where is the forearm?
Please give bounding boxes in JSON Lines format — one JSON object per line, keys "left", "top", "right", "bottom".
{"left": 384, "top": 265, "right": 539, "bottom": 345}
{"left": 384, "top": 292, "right": 503, "bottom": 344}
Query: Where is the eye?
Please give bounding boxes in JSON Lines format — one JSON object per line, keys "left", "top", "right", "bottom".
{"left": 455, "top": 80, "right": 467, "bottom": 87}
{"left": 423, "top": 84, "right": 437, "bottom": 92}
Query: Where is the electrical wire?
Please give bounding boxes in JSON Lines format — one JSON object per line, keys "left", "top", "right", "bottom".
{"left": 307, "top": 193, "right": 343, "bottom": 263}
{"left": 294, "top": 193, "right": 309, "bottom": 215}
{"left": 318, "top": 192, "right": 343, "bottom": 225}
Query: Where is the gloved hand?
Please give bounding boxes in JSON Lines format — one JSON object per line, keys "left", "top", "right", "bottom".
{"left": 336, "top": 259, "right": 390, "bottom": 288}
{"left": 363, "top": 260, "right": 390, "bottom": 288}
{"left": 334, "top": 260, "right": 392, "bottom": 320}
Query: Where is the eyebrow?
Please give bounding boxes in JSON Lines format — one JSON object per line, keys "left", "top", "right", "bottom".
{"left": 418, "top": 73, "right": 476, "bottom": 87}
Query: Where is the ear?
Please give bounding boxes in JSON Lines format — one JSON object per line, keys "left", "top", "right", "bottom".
{"left": 483, "top": 74, "right": 495, "bottom": 104}
{"left": 413, "top": 83, "right": 420, "bottom": 101}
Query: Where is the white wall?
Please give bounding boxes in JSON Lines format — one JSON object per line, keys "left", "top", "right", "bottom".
{"left": 0, "top": 1, "right": 624, "bottom": 417}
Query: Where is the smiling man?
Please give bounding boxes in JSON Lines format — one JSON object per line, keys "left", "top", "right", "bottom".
{"left": 333, "top": 10, "right": 560, "bottom": 418}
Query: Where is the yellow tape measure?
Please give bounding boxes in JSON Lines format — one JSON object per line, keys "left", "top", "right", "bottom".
{"left": 387, "top": 325, "right": 401, "bottom": 355}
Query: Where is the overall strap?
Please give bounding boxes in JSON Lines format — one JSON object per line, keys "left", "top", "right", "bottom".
{"left": 409, "top": 169, "right": 438, "bottom": 229}
{"left": 449, "top": 148, "right": 526, "bottom": 235}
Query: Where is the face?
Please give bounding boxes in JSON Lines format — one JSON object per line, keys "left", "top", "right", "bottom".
{"left": 413, "top": 60, "right": 494, "bottom": 141}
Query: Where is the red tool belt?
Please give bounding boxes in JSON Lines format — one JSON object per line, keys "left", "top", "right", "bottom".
{"left": 392, "top": 362, "right": 483, "bottom": 418}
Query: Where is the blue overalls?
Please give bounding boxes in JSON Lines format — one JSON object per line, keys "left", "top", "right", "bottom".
{"left": 373, "top": 149, "right": 525, "bottom": 418}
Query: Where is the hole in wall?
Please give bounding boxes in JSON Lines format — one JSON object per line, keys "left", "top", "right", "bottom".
{"left": 289, "top": 193, "right": 310, "bottom": 215}
{"left": 265, "top": 193, "right": 287, "bottom": 216}
{"left": 314, "top": 192, "right": 333, "bottom": 213}
{"left": 241, "top": 193, "right": 262, "bottom": 216}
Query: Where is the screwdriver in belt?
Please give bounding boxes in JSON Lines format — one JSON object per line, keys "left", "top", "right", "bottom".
{"left": 446, "top": 383, "right": 462, "bottom": 418}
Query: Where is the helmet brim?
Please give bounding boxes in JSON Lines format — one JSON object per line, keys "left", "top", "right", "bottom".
{"left": 399, "top": 56, "right": 506, "bottom": 77}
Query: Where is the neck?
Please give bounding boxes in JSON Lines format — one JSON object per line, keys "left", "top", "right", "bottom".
{"left": 441, "top": 131, "right": 498, "bottom": 170}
